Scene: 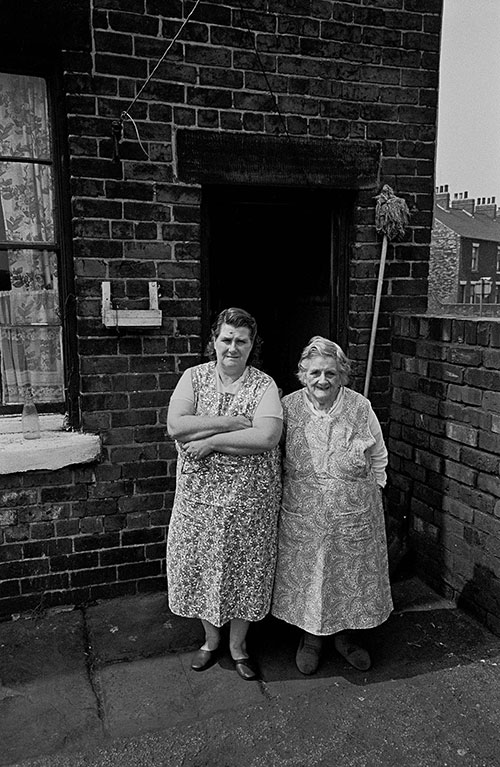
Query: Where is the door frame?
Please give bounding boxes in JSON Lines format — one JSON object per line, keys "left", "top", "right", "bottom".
{"left": 200, "top": 184, "right": 353, "bottom": 374}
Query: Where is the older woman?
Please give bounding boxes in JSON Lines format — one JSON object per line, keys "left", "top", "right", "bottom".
{"left": 271, "top": 336, "right": 393, "bottom": 675}
{"left": 166, "top": 307, "right": 282, "bottom": 681}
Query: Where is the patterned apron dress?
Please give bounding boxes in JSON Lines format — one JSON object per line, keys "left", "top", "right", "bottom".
{"left": 271, "top": 387, "right": 393, "bottom": 635}
{"left": 167, "top": 362, "right": 282, "bottom": 627}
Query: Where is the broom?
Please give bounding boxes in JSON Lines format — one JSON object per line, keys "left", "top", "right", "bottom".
{"left": 363, "top": 184, "right": 410, "bottom": 398}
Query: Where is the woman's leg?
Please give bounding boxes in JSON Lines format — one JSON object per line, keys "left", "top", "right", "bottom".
{"left": 200, "top": 619, "right": 221, "bottom": 651}
{"left": 229, "top": 618, "right": 258, "bottom": 680}
{"left": 191, "top": 619, "right": 221, "bottom": 671}
{"left": 228, "top": 618, "right": 250, "bottom": 659}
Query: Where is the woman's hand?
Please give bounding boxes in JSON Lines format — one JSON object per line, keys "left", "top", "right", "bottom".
{"left": 184, "top": 438, "right": 215, "bottom": 459}
{"left": 180, "top": 417, "right": 253, "bottom": 458}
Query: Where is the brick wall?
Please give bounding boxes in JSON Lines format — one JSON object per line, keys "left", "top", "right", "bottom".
{"left": 0, "top": 465, "right": 169, "bottom": 615}
{"left": 388, "top": 314, "right": 500, "bottom": 635}
{"left": 1, "top": 0, "right": 444, "bottom": 617}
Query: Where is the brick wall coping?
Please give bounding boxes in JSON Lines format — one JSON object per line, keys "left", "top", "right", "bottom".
{"left": 414, "top": 313, "right": 500, "bottom": 322}
{"left": 395, "top": 312, "right": 500, "bottom": 323}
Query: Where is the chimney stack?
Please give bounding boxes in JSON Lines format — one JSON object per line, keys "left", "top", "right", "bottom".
{"left": 475, "top": 196, "right": 497, "bottom": 219}
{"left": 435, "top": 184, "right": 450, "bottom": 209}
{"left": 451, "top": 191, "right": 475, "bottom": 215}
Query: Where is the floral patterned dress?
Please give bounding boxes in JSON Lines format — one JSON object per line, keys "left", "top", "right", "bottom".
{"left": 271, "top": 387, "right": 393, "bottom": 635}
{"left": 166, "top": 362, "right": 282, "bottom": 627}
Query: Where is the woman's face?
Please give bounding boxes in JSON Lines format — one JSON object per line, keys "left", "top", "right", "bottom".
{"left": 214, "top": 323, "right": 253, "bottom": 376}
{"left": 303, "top": 354, "right": 342, "bottom": 410}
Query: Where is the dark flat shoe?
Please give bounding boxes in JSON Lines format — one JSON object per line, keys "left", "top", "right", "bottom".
{"left": 334, "top": 633, "right": 371, "bottom": 671}
{"left": 295, "top": 633, "right": 322, "bottom": 675}
{"left": 233, "top": 656, "right": 258, "bottom": 681}
{"left": 191, "top": 648, "right": 218, "bottom": 672}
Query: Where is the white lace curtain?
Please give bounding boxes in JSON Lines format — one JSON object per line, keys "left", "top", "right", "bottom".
{"left": 0, "top": 73, "right": 63, "bottom": 404}
{"left": 0, "top": 250, "right": 63, "bottom": 403}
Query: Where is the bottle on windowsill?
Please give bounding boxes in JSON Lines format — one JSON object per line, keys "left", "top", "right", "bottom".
{"left": 22, "top": 387, "right": 41, "bottom": 440}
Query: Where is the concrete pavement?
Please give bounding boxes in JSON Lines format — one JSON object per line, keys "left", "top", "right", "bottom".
{"left": 1, "top": 576, "right": 500, "bottom": 767}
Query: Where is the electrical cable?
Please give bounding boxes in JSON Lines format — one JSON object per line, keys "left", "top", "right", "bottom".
{"left": 116, "top": 0, "right": 202, "bottom": 160}
{"left": 236, "top": 0, "right": 312, "bottom": 189}
{"left": 235, "top": 0, "right": 289, "bottom": 138}
{"left": 115, "top": 0, "right": 311, "bottom": 181}
{"left": 124, "top": 0, "right": 202, "bottom": 115}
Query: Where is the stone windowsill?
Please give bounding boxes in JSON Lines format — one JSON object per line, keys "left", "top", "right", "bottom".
{"left": 0, "top": 414, "right": 101, "bottom": 475}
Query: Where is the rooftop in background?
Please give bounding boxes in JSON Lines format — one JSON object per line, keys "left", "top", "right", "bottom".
{"left": 435, "top": 185, "right": 500, "bottom": 242}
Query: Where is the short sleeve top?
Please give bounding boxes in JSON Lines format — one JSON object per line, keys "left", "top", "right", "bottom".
{"left": 170, "top": 365, "right": 283, "bottom": 420}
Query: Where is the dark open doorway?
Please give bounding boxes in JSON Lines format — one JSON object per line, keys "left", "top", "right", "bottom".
{"left": 202, "top": 185, "right": 354, "bottom": 395}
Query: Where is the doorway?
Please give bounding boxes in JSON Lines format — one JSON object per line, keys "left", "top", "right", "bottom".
{"left": 202, "top": 185, "right": 353, "bottom": 395}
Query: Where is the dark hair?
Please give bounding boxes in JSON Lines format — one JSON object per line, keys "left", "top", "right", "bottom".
{"left": 205, "top": 307, "right": 263, "bottom": 367}
{"left": 297, "top": 335, "right": 351, "bottom": 386}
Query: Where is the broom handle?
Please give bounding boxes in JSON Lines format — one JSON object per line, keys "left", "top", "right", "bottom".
{"left": 364, "top": 233, "right": 388, "bottom": 398}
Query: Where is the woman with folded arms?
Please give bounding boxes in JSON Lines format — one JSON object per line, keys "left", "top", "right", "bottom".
{"left": 166, "top": 307, "right": 283, "bottom": 681}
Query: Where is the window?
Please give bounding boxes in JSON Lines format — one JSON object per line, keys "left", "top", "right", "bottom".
{"left": 471, "top": 242, "right": 479, "bottom": 272}
{"left": 0, "top": 72, "right": 64, "bottom": 408}
{"left": 496, "top": 245, "right": 500, "bottom": 273}
{"left": 459, "top": 282, "right": 467, "bottom": 303}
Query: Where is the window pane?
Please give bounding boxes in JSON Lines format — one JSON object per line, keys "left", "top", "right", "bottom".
{"left": 0, "top": 249, "right": 63, "bottom": 404}
{"left": 7, "top": 249, "right": 58, "bottom": 298}
{"left": 0, "top": 161, "right": 55, "bottom": 242}
{"left": 0, "top": 70, "right": 63, "bottom": 409}
{"left": 0, "top": 74, "right": 51, "bottom": 159}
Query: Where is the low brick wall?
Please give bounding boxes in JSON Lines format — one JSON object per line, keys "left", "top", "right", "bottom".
{"left": 0, "top": 464, "right": 171, "bottom": 616}
{"left": 388, "top": 314, "right": 500, "bottom": 634}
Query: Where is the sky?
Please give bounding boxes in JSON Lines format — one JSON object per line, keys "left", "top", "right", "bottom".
{"left": 435, "top": 0, "right": 500, "bottom": 204}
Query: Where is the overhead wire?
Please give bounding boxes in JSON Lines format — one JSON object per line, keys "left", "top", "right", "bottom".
{"left": 235, "top": 0, "right": 313, "bottom": 188}
{"left": 118, "top": 0, "right": 203, "bottom": 159}
{"left": 235, "top": 0, "right": 289, "bottom": 137}
{"left": 116, "top": 0, "right": 312, "bottom": 186}
{"left": 125, "top": 0, "right": 202, "bottom": 115}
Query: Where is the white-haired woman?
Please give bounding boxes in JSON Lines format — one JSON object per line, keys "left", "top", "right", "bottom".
{"left": 271, "top": 336, "right": 393, "bottom": 675}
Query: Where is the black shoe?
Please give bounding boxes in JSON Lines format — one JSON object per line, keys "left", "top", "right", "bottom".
{"left": 191, "top": 648, "right": 218, "bottom": 672}
{"left": 233, "top": 656, "right": 258, "bottom": 681}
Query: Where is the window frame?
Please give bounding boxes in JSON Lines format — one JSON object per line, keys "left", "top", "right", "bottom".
{"left": 0, "top": 57, "right": 79, "bottom": 424}
{"left": 471, "top": 242, "right": 479, "bottom": 272}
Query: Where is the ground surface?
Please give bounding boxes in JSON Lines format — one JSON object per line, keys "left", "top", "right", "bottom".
{"left": 1, "top": 577, "right": 499, "bottom": 767}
